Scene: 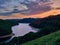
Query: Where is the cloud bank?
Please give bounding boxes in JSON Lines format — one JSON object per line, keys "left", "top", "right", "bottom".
{"left": 0, "top": 0, "right": 53, "bottom": 15}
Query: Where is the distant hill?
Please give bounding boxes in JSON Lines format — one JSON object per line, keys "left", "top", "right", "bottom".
{"left": 29, "top": 14, "right": 60, "bottom": 28}
{"left": 5, "top": 18, "right": 40, "bottom": 23}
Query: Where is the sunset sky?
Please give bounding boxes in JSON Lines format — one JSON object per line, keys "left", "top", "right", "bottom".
{"left": 0, "top": 0, "right": 60, "bottom": 19}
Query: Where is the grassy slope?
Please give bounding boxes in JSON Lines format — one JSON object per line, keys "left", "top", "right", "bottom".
{"left": 21, "top": 30, "right": 60, "bottom": 45}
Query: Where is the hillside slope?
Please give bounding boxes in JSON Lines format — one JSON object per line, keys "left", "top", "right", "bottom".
{"left": 21, "top": 30, "right": 60, "bottom": 45}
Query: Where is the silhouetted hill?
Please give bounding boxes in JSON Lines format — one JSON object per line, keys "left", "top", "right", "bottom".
{"left": 29, "top": 14, "right": 60, "bottom": 28}
{"left": 5, "top": 18, "right": 40, "bottom": 23}
{"left": 0, "top": 19, "right": 18, "bottom": 42}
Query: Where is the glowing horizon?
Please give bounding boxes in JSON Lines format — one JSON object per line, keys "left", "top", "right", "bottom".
{"left": 0, "top": 9, "right": 60, "bottom": 19}
{"left": 0, "top": 0, "right": 60, "bottom": 19}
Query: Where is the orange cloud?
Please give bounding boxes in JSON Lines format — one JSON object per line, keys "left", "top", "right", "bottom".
{"left": 0, "top": 9, "right": 60, "bottom": 19}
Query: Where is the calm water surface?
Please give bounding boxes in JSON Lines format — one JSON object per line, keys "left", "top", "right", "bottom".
{"left": 12, "top": 23, "right": 39, "bottom": 37}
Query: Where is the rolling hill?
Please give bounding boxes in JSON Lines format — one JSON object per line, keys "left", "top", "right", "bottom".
{"left": 21, "top": 30, "right": 60, "bottom": 45}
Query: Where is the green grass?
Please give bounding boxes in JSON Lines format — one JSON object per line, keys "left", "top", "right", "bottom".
{"left": 21, "top": 30, "right": 60, "bottom": 45}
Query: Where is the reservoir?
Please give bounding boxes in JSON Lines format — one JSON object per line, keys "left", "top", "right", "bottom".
{"left": 12, "top": 23, "right": 39, "bottom": 37}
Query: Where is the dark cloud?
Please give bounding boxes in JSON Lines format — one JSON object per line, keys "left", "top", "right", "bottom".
{"left": 0, "top": 0, "right": 52, "bottom": 16}
{"left": 21, "top": 3, "right": 52, "bottom": 15}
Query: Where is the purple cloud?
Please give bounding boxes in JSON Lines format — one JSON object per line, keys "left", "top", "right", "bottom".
{"left": 0, "top": 0, "right": 53, "bottom": 15}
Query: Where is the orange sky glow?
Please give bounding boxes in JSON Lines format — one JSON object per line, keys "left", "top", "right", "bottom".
{"left": 0, "top": 0, "right": 60, "bottom": 19}
{"left": 0, "top": 9, "right": 60, "bottom": 19}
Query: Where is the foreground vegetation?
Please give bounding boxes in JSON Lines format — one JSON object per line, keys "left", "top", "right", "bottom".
{"left": 21, "top": 30, "right": 60, "bottom": 45}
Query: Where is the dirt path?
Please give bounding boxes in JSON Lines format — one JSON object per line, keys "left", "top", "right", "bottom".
{"left": 0, "top": 33, "right": 15, "bottom": 38}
